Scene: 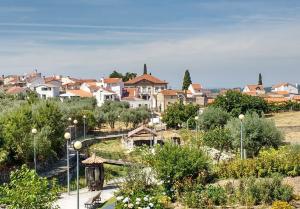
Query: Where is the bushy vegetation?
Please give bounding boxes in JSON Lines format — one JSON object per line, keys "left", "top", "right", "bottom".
{"left": 197, "top": 107, "right": 231, "bottom": 131}
{"left": 0, "top": 165, "right": 59, "bottom": 209}
{"left": 226, "top": 112, "right": 283, "bottom": 157}
{"left": 216, "top": 146, "right": 300, "bottom": 178}
{"left": 212, "top": 90, "right": 269, "bottom": 116}
{"left": 162, "top": 102, "right": 200, "bottom": 128}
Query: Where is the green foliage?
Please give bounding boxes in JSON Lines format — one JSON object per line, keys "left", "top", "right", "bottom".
{"left": 258, "top": 73, "right": 263, "bottom": 85}
{"left": 145, "top": 143, "right": 211, "bottom": 197}
{"left": 162, "top": 102, "right": 199, "bottom": 128}
{"left": 109, "top": 70, "right": 137, "bottom": 82}
{"left": 182, "top": 69, "right": 192, "bottom": 90}
{"left": 203, "top": 127, "right": 232, "bottom": 161}
{"left": 226, "top": 112, "right": 283, "bottom": 157}
{"left": 216, "top": 146, "right": 300, "bottom": 178}
{"left": 234, "top": 176, "right": 293, "bottom": 206}
{"left": 198, "top": 107, "right": 231, "bottom": 131}
{"left": 0, "top": 165, "right": 59, "bottom": 209}
{"left": 212, "top": 90, "right": 269, "bottom": 117}
{"left": 115, "top": 166, "right": 169, "bottom": 209}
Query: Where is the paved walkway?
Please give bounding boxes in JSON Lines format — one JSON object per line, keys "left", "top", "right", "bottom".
{"left": 56, "top": 179, "right": 122, "bottom": 209}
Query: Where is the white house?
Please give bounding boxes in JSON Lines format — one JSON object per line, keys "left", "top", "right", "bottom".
{"left": 243, "top": 84, "right": 265, "bottom": 96}
{"left": 121, "top": 97, "right": 151, "bottom": 108}
{"left": 272, "top": 83, "right": 299, "bottom": 95}
{"left": 188, "top": 83, "right": 202, "bottom": 95}
{"left": 94, "top": 87, "right": 118, "bottom": 107}
{"left": 26, "top": 76, "right": 45, "bottom": 90}
{"left": 35, "top": 84, "right": 60, "bottom": 99}
{"left": 98, "top": 78, "right": 124, "bottom": 99}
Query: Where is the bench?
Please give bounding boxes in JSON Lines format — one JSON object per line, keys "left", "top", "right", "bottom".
{"left": 84, "top": 192, "right": 101, "bottom": 209}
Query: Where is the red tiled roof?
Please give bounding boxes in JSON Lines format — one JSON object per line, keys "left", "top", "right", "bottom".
{"left": 6, "top": 86, "right": 27, "bottom": 94}
{"left": 191, "top": 83, "right": 202, "bottom": 91}
{"left": 264, "top": 97, "right": 289, "bottom": 103}
{"left": 104, "top": 78, "right": 122, "bottom": 84}
{"left": 274, "top": 91, "right": 290, "bottom": 95}
{"left": 66, "top": 90, "right": 93, "bottom": 98}
{"left": 246, "top": 84, "right": 264, "bottom": 91}
{"left": 125, "top": 74, "right": 168, "bottom": 85}
{"left": 160, "top": 89, "right": 184, "bottom": 96}
{"left": 272, "top": 82, "right": 289, "bottom": 89}
{"left": 293, "top": 95, "right": 300, "bottom": 101}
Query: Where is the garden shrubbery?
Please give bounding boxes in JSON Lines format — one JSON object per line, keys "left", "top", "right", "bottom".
{"left": 216, "top": 146, "right": 300, "bottom": 178}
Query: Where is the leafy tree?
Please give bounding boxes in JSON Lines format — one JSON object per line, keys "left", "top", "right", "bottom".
{"left": 225, "top": 112, "right": 283, "bottom": 157}
{"left": 198, "top": 107, "right": 231, "bottom": 131}
{"left": 143, "top": 63, "right": 147, "bottom": 74}
{"left": 145, "top": 143, "right": 210, "bottom": 195}
{"left": 212, "top": 90, "right": 268, "bottom": 117}
{"left": 182, "top": 69, "right": 192, "bottom": 90}
{"left": 123, "top": 72, "right": 137, "bottom": 82}
{"left": 162, "top": 102, "right": 199, "bottom": 129}
{"left": 104, "top": 111, "right": 119, "bottom": 129}
{"left": 0, "top": 165, "right": 59, "bottom": 209}
{"left": 203, "top": 127, "right": 232, "bottom": 161}
{"left": 120, "top": 111, "right": 132, "bottom": 128}
{"left": 109, "top": 70, "right": 123, "bottom": 79}
{"left": 258, "top": 73, "right": 263, "bottom": 85}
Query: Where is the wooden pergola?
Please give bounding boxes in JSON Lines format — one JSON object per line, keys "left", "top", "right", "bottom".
{"left": 82, "top": 153, "right": 105, "bottom": 191}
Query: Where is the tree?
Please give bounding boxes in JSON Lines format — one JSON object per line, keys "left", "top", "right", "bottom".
{"left": 182, "top": 69, "right": 192, "bottom": 90}
{"left": 258, "top": 73, "right": 263, "bottom": 85}
{"left": 109, "top": 70, "right": 123, "bottom": 79}
{"left": 0, "top": 165, "right": 59, "bottom": 209}
{"left": 212, "top": 90, "right": 269, "bottom": 117}
{"left": 123, "top": 72, "right": 137, "bottom": 82}
{"left": 143, "top": 64, "right": 147, "bottom": 74}
{"left": 162, "top": 102, "right": 199, "bottom": 129}
{"left": 225, "top": 112, "right": 283, "bottom": 157}
{"left": 203, "top": 127, "right": 232, "bottom": 161}
{"left": 198, "top": 107, "right": 231, "bottom": 131}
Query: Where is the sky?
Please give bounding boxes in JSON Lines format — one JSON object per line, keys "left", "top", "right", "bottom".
{"left": 1, "top": 0, "right": 300, "bottom": 88}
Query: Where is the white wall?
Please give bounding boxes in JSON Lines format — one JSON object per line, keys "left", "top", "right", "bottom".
{"left": 273, "top": 85, "right": 298, "bottom": 94}
{"left": 35, "top": 85, "right": 60, "bottom": 99}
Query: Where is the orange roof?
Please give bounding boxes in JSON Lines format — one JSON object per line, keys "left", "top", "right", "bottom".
{"left": 293, "top": 95, "right": 300, "bottom": 101}
{"left": 160, "top": 89, "right": 184, "bottom": 96}
{"left": 66, "top": 90, "right": 93, "bottom": 98}
{"left": 125, "top": 74, "right": 168, "bottom": 85}
{"left": 191, "top": 83, "right": 202, "bottom": 91}
{"left": 272, "top": 82, "right": 290, "bottom": 89}
{"left": 104, "top": 78, "right": 122, "bottom": 84}
{"left": 274, "top": 91, "right": 289, "bottom": 95}
{"left": 246, "top": 84, "right": 264, "bottom": 91}
{"left": 264, "top": 97, "right": 289, "bottom": 103}
{"left": 6, "top": 86, "right": 27, "bottom": 94}
{"left": 207, "top": 98, "right": 215, "bottom": 104}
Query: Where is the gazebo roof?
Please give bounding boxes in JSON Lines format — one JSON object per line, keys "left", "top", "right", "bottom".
{"left": 128, "top": 125, "right": 157, "bottom": 138}
{"left": 82, "top": 153, "right": 106, "bottom": 165}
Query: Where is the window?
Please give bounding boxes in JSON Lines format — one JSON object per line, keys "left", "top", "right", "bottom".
{"left": 41, "top": 87, "right": 48, "bottom": 91}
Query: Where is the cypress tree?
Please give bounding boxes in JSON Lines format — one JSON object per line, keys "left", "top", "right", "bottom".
{"left": 182, "top": 69, "right": 192, "bottom": 90}
{"left": 143, "top": 64, "right": 147, "bottom": 74}
{"left": 258, "top": 73, "right": 263, "bottom": 85}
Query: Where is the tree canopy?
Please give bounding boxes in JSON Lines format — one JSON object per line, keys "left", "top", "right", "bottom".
{"left": 182, "top": 70, "right": 192, "bottom": 90}
{"left": 109, "top": 70, "right": 137, "bottom": 82}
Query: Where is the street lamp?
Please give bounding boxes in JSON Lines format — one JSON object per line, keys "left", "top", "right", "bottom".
{"left": 31, "top": 128, "right": 38, "bottom": 171}
{"left": 239, "top": 114, "right": 245, "bottom": 160}
{"left": 83, "top": 115, "right": 86, "bottom": 140}
{"left": 195, "top": 116, "right": 199, "bottom": 141}
{"left": 73, "top": 119, "right": 78, "bottom": 140}
{"left": 64, "top": 132, "right": 71, "bottom": 195}
{"left": 73, "top": 141, "right": 83, "bottom": 209}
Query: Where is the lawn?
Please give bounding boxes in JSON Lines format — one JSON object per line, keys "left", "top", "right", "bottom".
{"left": 270, "top": 111, "right": 300, "bottom": 144}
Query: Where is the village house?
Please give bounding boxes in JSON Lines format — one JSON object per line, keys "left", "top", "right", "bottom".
{"left": 243, "top": 84, "right": 266, "bottom": 96}
{"left": 60, "top": 89, "right": 93, "bottom": 99}
{"left": 98, "top": 77, "right": 124, "bottom": 99}
{"left": 93, "top": 87, "right": 118, "bottom": 107}
{"left": 188, "top": 83, "right": 203, "bottom": 95}
{"left": 121, "top": 87, "right": 151, "bottom": 108}
{"left": 272, "top": 83, "right": 299, "bottom": 95}
{"left": 35, "top": 83, "right": 60, "bottom": 99}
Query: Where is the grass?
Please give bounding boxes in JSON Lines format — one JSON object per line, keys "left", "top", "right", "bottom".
{"left": 89, "top": 139, "right": 127, "bottom": 160}
{"left": 98, "top": 197, "right": 116, "bottom": 208}
{"left": 270, "top": 111, "right": 300, "bottom": 144}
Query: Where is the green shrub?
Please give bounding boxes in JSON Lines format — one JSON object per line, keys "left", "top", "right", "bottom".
{"left": 197, "top": 107, "right": 231, "bottom": 131}
{"left": 216, "top": 146, "right": 300, "bottom": 178}
{"left": 226, "top": 112, "right": 283, "bottom": 157}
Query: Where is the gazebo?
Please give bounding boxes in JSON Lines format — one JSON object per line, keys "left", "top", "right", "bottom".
{"left": 82, "top": 153, "right": 105, "bottom": 191}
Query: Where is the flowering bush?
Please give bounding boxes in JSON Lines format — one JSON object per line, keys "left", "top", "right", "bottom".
{"left": 115, "top": 194, "right": 167, "bottom": 209}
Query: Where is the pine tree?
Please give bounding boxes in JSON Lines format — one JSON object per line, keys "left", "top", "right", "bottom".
{"left": 143, "top": 64, "right": 147, "bottom": 75}
{"left": 258, "top": 73, "right": 263, "bottom": 85}
{"left": 182, "top": 69, "right": 192, "bottom": 90}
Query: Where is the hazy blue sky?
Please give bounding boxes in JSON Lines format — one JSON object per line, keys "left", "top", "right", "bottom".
{"left": 1, "top": 0, "right": 300, "bottom": 88}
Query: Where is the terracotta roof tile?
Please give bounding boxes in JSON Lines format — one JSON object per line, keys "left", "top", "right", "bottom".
{"left": 6, "top": 86, "right": 27, "bottom": 94}
{"left": 104, "top": 78, "right": 122, "bottom": 83}
{"left": 125, "top": 74, "right": 168, "bottom": 85}
{"left": 246, "top": 84, "right": 264, "bottom": 91}
{"left": 264, "top": 97, "right": 289, "bottom": 103}
{"left": 66, "top": 90, "right": 93, "bottom": 97}
{"left": 82, "top": 153, "right": 105, "bottom": 164}
{"left": 160, "top": 89, "right": 184, "bottom": 96}
{"left": 191, "top": 83, "right": 202, "bottom": 91}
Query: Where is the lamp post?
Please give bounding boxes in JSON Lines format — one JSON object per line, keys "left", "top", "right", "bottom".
{"left": 239, "top": 114, "right": 245, "bottom": 160}
{"left": 64, "top": 132, "right": 71, "bottom": 195}
{"left": 159, "top": 116, "right": 163, "bottom": 140}
{"left": 31, "top": 128, "right": 38, "bottom": 172}
{"left": 83, "top": 115, "right": 86, "bottom": 140}
{"left": 195, "top": 116, "right": 199, "bottom": 141}
{"left": 73, "top": 141, "right": 82, "bottom": 209}
{"left": 73, "top": 119, "right": 78, "bottom": 140}
{"left": 149, "top": 122, "right": 154, "bottom": 147}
